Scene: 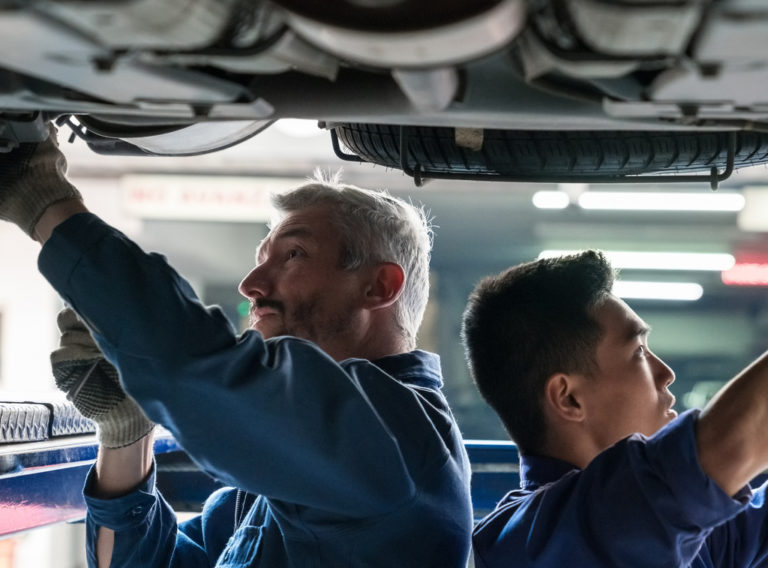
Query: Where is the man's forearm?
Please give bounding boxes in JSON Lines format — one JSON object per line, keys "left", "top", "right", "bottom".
{"left": 94, "top": 431, "right": 154, "bottom": 498}
{"left": 697, "top": 351, "right": 768, "bottom": 496}
{"left": 93, "top": 432, "right": 154, "bottom": 568}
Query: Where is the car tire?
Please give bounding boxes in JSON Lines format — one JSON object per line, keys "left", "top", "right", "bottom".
{"left": 332, "top": 123, "right": 768, "bottom": 181}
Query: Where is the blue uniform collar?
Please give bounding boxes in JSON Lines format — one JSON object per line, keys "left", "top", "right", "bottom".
{"left": 371, "top": 349, "right": 443, "bottom": 391}
{"left": 519, "top": 453, "right": 579, "bottom": 490}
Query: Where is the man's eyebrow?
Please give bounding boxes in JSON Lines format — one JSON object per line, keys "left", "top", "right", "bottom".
{"left": 256, "top": 227, "right": 314, "bottom": 261}
{"left": 272, "top": 226, "right": 314, "bottom": 241}
{"left": 626, "top": 321, "right": 651, "bottom": 342}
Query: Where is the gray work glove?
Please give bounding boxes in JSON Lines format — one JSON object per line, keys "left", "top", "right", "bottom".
{"left": 51, "top": 307, "right": 155, "bottom": 449}
{"left": 0, "top": 125, "right": 82, "bottom": 237}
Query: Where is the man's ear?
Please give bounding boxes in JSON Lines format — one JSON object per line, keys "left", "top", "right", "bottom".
{"left": 363, "top": 262, "right": 405, "bottom": 310}
{"left": 544, "top": 372, "right": 585, "bottom": 423}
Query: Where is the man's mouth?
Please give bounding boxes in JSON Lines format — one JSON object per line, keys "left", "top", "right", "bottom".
{"left": 253, "top": 307, "right": 278, "bottom": 318}
{"left": 250, "top": 299, "right": 284, "bottom": 324}
{"left": 666, "top": 394, "right": 677, "bottom": 416}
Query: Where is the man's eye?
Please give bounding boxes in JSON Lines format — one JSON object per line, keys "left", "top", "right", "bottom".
{"left": 287, "top": 249, "right": 301, "bottom": 259}
{"left": 637, "top": 345, "right": 648, "bottom": 358}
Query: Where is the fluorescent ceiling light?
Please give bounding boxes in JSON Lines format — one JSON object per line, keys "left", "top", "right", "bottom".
{"left": 613, "top": 281, "right": 703, "bottom": 301}
{"left": 578, "top": 191, "right": 745, "bottom": 212}
{"left": 532, "top": 191, "right": 570, "bottom": 209}
{"left": 539, "top": 250, "right": 734, "bottom": 271}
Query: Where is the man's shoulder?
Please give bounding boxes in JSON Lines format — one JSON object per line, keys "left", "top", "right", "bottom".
{"left": 366, "top": 349, "right": 443, "bottom": 389}
{"left": 471, "top": 486, "right": 543, "bottom": 558}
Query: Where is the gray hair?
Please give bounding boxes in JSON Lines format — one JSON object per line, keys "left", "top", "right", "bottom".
{"left": 270, "top": 170, "right": 433, "bottom": 348}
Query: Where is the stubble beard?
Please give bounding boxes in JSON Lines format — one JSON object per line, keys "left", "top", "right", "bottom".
{"left": 288, "top": 299, "right": 356, "bottom": 349}
{"left": 253, "top": 297, "right": 356, "bottom": 350}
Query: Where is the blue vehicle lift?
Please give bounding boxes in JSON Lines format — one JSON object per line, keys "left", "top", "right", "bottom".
{"left": 0, "top": 401, "right": 520, "bottom": 536}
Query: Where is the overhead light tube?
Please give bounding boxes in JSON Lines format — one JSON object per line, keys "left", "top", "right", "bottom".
{"left": 613, "top": 281, "right": 703, "bottom": 301}
{"left": 532, "top": 191, "right": 570, "bottom": 209}
{"left": 578, "top": 191, "right": 745, "bottom": 212}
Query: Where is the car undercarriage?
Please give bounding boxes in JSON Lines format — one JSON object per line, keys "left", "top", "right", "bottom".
{"left": 1, "top": 1, "right": 767, "bottom": 183}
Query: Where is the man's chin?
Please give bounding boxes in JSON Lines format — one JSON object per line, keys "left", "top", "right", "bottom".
{"left": 253, "top": 322, "right": 284, "bottom": 339}
{"left": 663, "top": 409, "right": 678, "bottom": 425}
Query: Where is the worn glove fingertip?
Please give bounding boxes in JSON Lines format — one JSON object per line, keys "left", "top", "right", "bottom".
{"left": 50, "top": 344, "right": 102, "bottom": 365}
{"left": 56, "top": 307, "right": 86, "bottom": 332}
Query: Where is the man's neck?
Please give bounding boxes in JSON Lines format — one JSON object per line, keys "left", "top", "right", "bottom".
{"left": 326, "top": 337, "right": 412, "bottom": 363}
{"left": 542, "top": 431, "right": 602, "bottom": 471}
{"left": 324, "top": 314, "right": 412, "bottom": 362}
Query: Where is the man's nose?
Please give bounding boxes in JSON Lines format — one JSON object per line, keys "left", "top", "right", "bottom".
{"left": 238, "top": 264, "right": 269, "bottom": 298}
{"left": 653, "top": 352, "right": 675, "bottom": 388}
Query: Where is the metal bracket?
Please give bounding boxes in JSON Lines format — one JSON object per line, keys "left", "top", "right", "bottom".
{"left": 330, "top": 127, "right": 365, "bottom": 163}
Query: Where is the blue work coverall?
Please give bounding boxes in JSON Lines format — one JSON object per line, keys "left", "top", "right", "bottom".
{"left": 39, "top": 213, "right": 473, "bottom": 567}
{"left": 473, "top": 410, "right": 768, "bottom": 568}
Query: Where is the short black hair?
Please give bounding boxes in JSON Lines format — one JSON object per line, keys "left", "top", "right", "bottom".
{"left": 461, "top": 250, "right": 615, "bottom": 455}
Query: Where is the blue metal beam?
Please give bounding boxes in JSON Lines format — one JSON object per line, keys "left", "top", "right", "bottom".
{"left": 0, "top": 401, "right": 522, "bottom": 534}
{"left": 0, "top": 432, "right": 181, "bottom": 536}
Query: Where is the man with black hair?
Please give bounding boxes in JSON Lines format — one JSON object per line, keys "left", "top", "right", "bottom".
{"left": 463, "top": 250, "right": 768, "bottom": 567}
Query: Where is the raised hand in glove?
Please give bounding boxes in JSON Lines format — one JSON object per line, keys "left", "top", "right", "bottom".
{"left": 0, "top": 124, "right": 82, "bottom": 237}
{"left": 51, "top": 307, "right": 155, "bottom": 449}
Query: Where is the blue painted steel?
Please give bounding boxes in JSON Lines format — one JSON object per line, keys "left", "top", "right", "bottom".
{"left": 0, "top": 432, "right": 181, "bottom": 537}
{"left": 0, "top": 436, "right": 520, "bottom": 535}
{"left": 465, "top": 441, "right": 520, "bottom": 520}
